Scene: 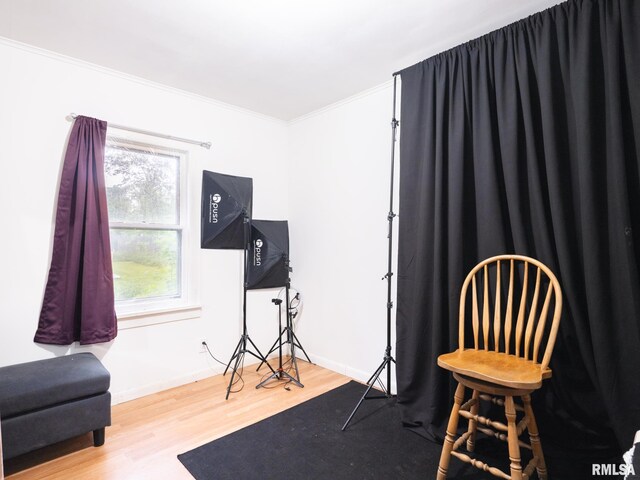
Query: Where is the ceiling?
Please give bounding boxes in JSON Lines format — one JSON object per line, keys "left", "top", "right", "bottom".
{"left": 0, "top": 0, "right": 559, "bottom": 120}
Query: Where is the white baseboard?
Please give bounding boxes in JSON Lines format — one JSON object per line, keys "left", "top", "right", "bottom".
{"left": 110, "top": 351, "right": 281, "bottom": 405}
{"left": 308, "top": 352, "right": 397, "bottom": 395}
{"left": 109, "top": 352, "right": 393, "bottom": 405}
{"left": 111, "top": 367, "right": 218, "bottom": 405}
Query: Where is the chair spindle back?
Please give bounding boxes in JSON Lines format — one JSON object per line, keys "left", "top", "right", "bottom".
{"left": 458, "top": 255, "right": 562, "bottom": 370}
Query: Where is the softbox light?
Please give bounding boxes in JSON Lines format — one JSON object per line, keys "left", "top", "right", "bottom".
{"left": 247, "top": 220, "right": 289, "bottom": 290}
{"left": 201, "top": 170, "right": 253, "bottom": 249}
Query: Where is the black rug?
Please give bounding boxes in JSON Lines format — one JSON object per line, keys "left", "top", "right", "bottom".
{"left": 178, "top": 381, "right": 620, "bottom": 480}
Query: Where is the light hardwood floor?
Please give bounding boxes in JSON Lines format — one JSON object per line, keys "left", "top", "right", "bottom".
{"left": 4, "top": 360, "right": 351, "bottom": 480}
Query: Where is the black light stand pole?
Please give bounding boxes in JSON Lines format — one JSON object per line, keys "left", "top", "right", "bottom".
{"left": 342, "top": 74, "right": 399, "bottom": 431}
{"left": 284, "top": 278, "right": 309, "bottom": 384}
{"left": 256, "top": 257, "right": 313, "bottom": 376}
{"left": 256, "top": 258, "right": 305, "bottom": 389}
{"left": 224, "top": 212, "right": 275, "bottom": 399}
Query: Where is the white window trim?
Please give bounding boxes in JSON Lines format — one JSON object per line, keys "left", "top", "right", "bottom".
{"left": 105, "top": 136, "right": 195, "bottom": 318}
{"left": 117, "top": 305, "right": 202, "bottom": 330}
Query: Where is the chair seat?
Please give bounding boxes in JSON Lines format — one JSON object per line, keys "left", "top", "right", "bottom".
{"left": 437, "top": 349, "right": 552, "bottom": 390}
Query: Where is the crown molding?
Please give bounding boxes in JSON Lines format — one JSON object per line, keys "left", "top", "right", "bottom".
{"left": 288, "top": 79, "right": 395, "bottom": 125}
{"left": 0, "top": 36, "right": 286, "bottom": 126}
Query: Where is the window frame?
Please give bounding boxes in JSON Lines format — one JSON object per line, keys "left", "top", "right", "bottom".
{"left": 104, "top": 136, "right": 190, "bottom": 316}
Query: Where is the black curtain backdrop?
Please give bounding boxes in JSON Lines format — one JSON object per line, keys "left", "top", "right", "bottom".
{"left": 396, "top": 0, "right": 640, "bottom": 456}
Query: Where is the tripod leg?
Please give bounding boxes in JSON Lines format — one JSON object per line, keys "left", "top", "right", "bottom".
{"left": 281, "top": 369, "right": 304, "bottom": 388}
{"left": 290, "top": 353, "right": 301, "bottom": 383}
{"left": 365, "top": 368, "right": 379, "bottom": 386}
{"left": 256, "top": 366, "right": 304, "bottom": 389}
{"left": 255, "top": 370, "right": 279, "bottom": 389}
{"left": 225, "top": 351, "right": 244, "bottom": 400}
{"left": 256, "top": 337, "right": 279, "bottom": 371}
{"left": 256, "top": 327, "right": 287, "bottom": 371}
{"left": 365, "top": 355, "right": 389, "bottom": 386}
{"left": 342, "top": 358, "right": 389, "bottom": 431}
{"left": 290, "top": 336, "right": 296, "bottom": 362}
{"left": 246, "top": 336, "right": 276, "bottom": 374}
{"left": 224, "top": 336, "right": 244, "bottom": 376}
{"left": 289, "top": 329, "right": 312, "bottom": 363}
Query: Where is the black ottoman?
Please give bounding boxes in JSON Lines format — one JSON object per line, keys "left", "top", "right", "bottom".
{"left": 0, "top": 353, "right": 111, "bottom": 460}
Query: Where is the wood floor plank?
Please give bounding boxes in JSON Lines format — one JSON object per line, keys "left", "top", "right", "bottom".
{"left": 4, "top": 359, "right": 351, "bottom": 480}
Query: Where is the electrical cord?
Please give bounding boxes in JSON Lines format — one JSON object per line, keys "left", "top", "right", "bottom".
{"left": 258, "top": 289, "right": 303, "bottom": 391}
{"left": 203, "top": 341, "right": 245, "bottom": 393}
{"left": 281, "top": 287, "right": 302, "bottom": 333}
{"left": 257, "top": 356, "right": 295, "bottom": 390}
{"left": 289, "top": 294, "right": 301, "bottom": 311}
{"left": 229, "top": 355, "right": 245, "bottom": 394}
{"left": 202, "top": 342, "right": 226, "bottom": 366}
{"left": 202, "top": 289, "right": 304, "bottom": 395}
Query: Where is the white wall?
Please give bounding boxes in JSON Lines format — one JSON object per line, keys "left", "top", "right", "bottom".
{"left": 288, "top": 82, "right": 399, "bottom": 392}
{"left": 0, "top": 39, "right": 290, "bottom": 403}
{"left": 0, "top": 38, "right": 399, "bottom": 403}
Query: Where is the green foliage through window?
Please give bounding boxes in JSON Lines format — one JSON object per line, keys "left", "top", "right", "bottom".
{"left": 105, "top": 145, "right": 179, "bottom": 224}
{"left": 104, "top": 143, "right": 183, "bottom": 303}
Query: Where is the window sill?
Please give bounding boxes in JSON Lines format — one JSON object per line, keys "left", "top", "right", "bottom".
{"left": 117, "top": 305, "right": 202, "bottom": 330}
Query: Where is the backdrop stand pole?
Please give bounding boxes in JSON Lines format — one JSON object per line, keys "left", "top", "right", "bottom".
{"left": 342, "top": 74, "right": 399, "bottom": 431}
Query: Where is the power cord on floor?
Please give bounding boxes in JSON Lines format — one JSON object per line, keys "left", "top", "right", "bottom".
{"left": 257, "top": 356, "right": 295, "bottom": 391}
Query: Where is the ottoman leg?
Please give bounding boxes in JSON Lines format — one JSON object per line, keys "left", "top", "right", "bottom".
{"left": 93, "top": 428, "right": 105, "bottom": 447}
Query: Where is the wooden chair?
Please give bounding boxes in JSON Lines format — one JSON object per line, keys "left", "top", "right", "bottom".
{"left": 436, "top": 255, "right": 562, "bottom": 480}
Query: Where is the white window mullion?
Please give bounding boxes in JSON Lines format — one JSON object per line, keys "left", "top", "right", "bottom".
{"left": 110, "top": 223, "right": 183, "bottom": 231}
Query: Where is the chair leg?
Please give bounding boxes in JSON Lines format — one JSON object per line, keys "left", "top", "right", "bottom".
{"left": 437, "top": 382, "right": 465, "bottom": 480}
{"left": 505, "top": 396, "right": 523, "bottom": 480}
{"left": 466, "top": 389, "right": 479, "bottom": 452}
{"left": 522, "top": 394, "right": 548, "bottom": 480}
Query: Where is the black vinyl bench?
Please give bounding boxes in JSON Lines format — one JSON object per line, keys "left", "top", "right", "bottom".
{"left": 0, "top": 353, "right": 111, "bottom": 460}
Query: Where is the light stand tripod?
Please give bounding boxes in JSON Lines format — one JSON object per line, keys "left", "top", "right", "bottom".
{"left": 224, "top": 212, "right": 275, "bottom": 399}
{"left": 256, "top": 259, "right": 313, "bottom": 387}
{"left": 255, "top": 274, "right": 306, "bottom": 389}
{"left": 342, "top": 75, "right": 399, "bottom": 431}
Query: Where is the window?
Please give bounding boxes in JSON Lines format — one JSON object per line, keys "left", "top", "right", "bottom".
{"left": 104, "top": 139, "right": 187, "bottom": 311}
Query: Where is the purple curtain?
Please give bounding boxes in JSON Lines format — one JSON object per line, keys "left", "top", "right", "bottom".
{"left": 35, "top": 116, "right": 117, "bottom": 345}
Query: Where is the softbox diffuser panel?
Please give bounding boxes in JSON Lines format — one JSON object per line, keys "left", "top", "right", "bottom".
{"left": 201, "top": 171, "right": 253, "bottom": 249}
{"left": 247, "top": 220, "right": 289, "bottom": 290}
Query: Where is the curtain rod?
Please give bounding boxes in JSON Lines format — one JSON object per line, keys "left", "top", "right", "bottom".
{"left": 68, "top": 113, "right": 212, "bottom": 150}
